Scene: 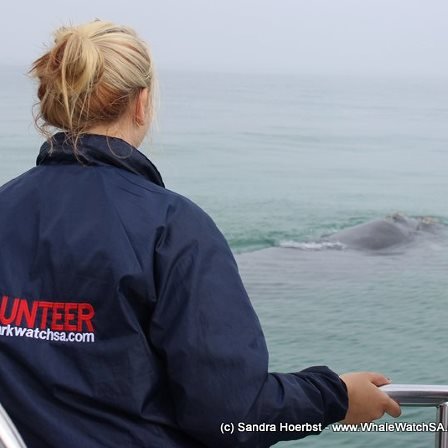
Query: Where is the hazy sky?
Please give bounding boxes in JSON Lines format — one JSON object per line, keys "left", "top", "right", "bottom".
{"left": 1, "top": 0, "right": 447, "bottom": 76}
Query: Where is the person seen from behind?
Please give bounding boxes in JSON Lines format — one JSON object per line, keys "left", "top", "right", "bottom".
{"left": 0, "top": 20, "right": 401, "bottom": 447}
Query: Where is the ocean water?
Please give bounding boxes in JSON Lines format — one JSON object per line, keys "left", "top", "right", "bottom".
{"left": 2, "top": 66, "right": 448, "bottom": 447}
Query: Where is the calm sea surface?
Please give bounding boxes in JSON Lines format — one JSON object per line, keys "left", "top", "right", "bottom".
{"left": 1, "top": 67, "right": 448, "bottom": 447}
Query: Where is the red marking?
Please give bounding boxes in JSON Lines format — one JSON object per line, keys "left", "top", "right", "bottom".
{"left": 50, "top": 303, "right": 64, "bottom": 331}
{"left": 78, "top": 304, "right": 95, "bottom": 332}
{"left": 38, "top": 302, "right": 53, "bottom": 330}
{"left": 0, "top": 296, "right": 95, "bottom": 333}
{"left": 64, "top": 303, "right": 78, "bottom": 332}
{"left": 16, "top": 300, "right": 38, "bottom": 328}
{"left": 0, "top": 296, "right": 19, "bottom": 325}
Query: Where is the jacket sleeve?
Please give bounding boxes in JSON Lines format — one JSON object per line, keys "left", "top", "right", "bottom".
{"left": 150, "top": 199, "right": 348, "bottom": 447}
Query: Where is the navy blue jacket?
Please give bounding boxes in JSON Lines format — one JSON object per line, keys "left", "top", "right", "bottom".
{"left": 0, "top": 133, "right": 348, "bottom": 447}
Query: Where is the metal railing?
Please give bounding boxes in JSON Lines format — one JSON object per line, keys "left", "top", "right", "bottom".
{"left": 0, "top": 404, "right": 26, "bottom": 448}
{"left": 381, "top": 384, "right": 448, "bottom": 448}
{"left": 0, "top": 384, "right": 447, "bottom": 448}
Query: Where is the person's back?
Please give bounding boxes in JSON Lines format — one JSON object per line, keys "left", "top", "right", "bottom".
{"left": 0, "top": 20, "right": 400, "bottom": 448}
{"left": 0, "top": 133, "right": 196, "bottom": 446}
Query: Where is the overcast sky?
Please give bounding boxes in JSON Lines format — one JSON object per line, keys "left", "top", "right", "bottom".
{"left": 1, "top": 0, "right": 447, "bottom": 76}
